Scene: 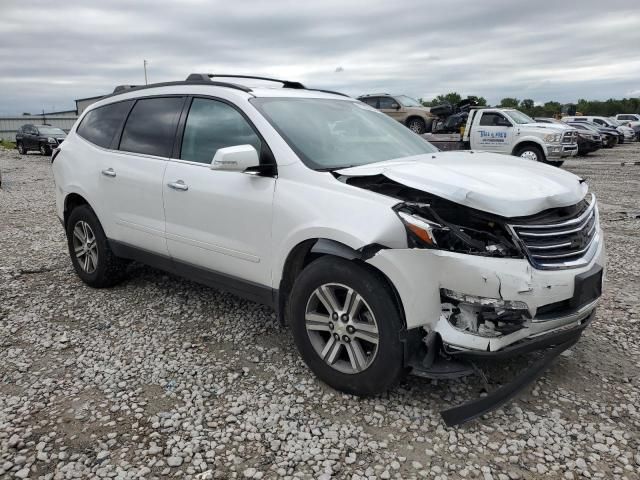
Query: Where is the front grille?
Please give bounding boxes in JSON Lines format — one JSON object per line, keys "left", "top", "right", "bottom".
{"left": 509, "top": 194, "right": 598, "bottom": 269}
{"left": 562, "top": 131, "right": 578, "bottom": 144}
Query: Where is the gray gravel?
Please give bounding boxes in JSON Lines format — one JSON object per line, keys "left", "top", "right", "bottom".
{"left": 1, "top": 144, "right": 639, "bottom": 480}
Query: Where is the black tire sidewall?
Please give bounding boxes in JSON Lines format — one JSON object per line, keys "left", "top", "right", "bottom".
{"left": 66, "top": 205, "right": 114, "bottom": 287}
{"left": 17, "top": 142, "right": 25, "bottom": 154}
{"left": 289, "top": 256, "right": 405, "bottom": 396}
{"left": 40, "top": 144, "right": 50, "bottom": 156}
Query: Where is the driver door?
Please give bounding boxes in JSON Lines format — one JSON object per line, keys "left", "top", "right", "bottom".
{"left": 163, "top": 97, "right": 276, "bottom": 290}
{"left": 472, "top": 111, "right": 512, "bottom": 154}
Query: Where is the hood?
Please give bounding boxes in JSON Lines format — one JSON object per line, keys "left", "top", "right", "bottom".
{"left": 337, "top": 151, "right": 587, "bottom": 217}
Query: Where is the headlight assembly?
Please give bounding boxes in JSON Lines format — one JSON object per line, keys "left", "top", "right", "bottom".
{"left": 395, "top": 200, "right": 522, "bottom": 258}
{"left": 544, "top": 133, "right": 561, "bottom": 143}
{"left": 48, "top": 137, "right": 57, "bottom": 143}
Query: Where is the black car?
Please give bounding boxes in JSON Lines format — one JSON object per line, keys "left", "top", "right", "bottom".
{"left": 566, "top": 121, "right": 619, "bottom": 148}
{"left": 565, "top": 123, "right": 602, "bottom": 155}
{"left": 535, "top": 117, "right": 601, "bottom": 155}
{"left": 16, "top": 124, "right": 67, "bottom": 156}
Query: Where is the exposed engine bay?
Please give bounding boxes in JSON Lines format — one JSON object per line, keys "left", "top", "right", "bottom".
{"left": 343, "top": 174, "right": 522, "bottom": 258}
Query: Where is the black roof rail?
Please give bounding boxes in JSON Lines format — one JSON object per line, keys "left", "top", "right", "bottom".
{"left": 187, "top": 73, "right": 306, "bottom": 90}
{"left": 306, "top": 88, "right": 350, "bottom": 98}
{"left": 113, "top": 85, "right": 137, "bottom": 94}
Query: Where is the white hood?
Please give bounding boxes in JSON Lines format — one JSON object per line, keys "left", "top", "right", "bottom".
{"left": 337, "top": 151, "right": 588, "bottom": 217}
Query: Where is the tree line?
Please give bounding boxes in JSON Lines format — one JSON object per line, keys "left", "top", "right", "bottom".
{"left": 419, "top": 92, "right": 640, "bottom": 117}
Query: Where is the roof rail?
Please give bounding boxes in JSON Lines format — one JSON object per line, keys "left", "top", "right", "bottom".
{"left": 113, "top": 85, "right": 137, "bottom": 94}
{"left": 187, "top": 73, "right": 306, "bottom": 90}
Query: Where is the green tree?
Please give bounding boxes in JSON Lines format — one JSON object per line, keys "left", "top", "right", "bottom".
{"left": 520, "top": 99, "right": 535, "bottom": 111}
{"left": 499, "top": 97, "right": 520, "bottom": 108}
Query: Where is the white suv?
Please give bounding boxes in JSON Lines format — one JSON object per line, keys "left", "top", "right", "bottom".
{"left": 52, "top": 74, "right": 605, "bottom": 424}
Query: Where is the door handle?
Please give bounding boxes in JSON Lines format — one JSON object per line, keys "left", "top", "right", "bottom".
{"left": 167, "top": 180, "right": 189, "bottom": 191}
{"left": 101, "top": 168, "right": 116, "bottom": 178}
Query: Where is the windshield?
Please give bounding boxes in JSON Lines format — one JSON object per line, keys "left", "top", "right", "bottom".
{"left": 504, "top": 110, "right": 536, "bottom": 124}
{"left": 396, "top": 95, "right": 422, "bottom": 107}
{"left": 38, "top": 127, "right": 65, "bottom": 135}
{"left": 250, "top": 98, "right": 438, "bottom": 170}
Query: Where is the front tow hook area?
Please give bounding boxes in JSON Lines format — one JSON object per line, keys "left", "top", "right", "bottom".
{"left": 410, "top": 313, "right": 593, "bottom": 427}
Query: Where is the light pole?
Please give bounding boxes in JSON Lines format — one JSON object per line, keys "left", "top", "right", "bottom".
{"left": 143, "top": 60, "right": 148, "bottom": 85}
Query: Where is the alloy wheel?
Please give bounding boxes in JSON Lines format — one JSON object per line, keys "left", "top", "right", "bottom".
{"left": 408, "top": 120, "right": 425, "bottom": 134}
{"left": 72, "top": 220, "right": 98, "bottom": 274}
{"left": 305, "top": 283, "right": 379, "bottom": 374}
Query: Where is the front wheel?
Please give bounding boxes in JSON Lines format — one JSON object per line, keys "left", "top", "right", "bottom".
{"left": 406, "top": 118, "right": 426, "bottom": 134}
{"left": 289, "top": 256, "right": 405, "bottom": 396}
{"left": 39, "top": 143, "right": 51, "bottom": 156}
{"left": 17, "top": 142, "right": 26, "bottom": 155}
{"left": 514, "top": 145, "right": 544, "bottom": 163}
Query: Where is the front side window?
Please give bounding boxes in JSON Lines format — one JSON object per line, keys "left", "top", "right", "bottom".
{"left": 378, "top": 97, "right": 398, "bottom": 109}
{"left": 77, "top": 101, "right": 133, "bottom": 148}
{"left": 180, "top": 98, "right": 262, "bottom": 164}
{"left": 119, "top": 97, "right": 184, "bottom": 157}
{"left": 250, "top": 98, "right": 437, "bottom": 170}
{"left": 479, "top": 112, "right": 509, "bottom": 126}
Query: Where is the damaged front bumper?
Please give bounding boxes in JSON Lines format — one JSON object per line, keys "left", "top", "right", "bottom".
{"left": 366, "top": 232, "right": 605, "bottom": 425}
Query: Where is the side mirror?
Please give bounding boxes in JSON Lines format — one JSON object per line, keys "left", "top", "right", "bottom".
{"left": 210, "top": 145, "right": 259, "bottom": 172}
{"left": 391, "top": 103, "right": 400, "bottom": 110}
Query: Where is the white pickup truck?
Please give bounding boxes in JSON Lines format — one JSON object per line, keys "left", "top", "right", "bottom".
{"left": 427, "top": 108, "right": 579, "bottom": 167}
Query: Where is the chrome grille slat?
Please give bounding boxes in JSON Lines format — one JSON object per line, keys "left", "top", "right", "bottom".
{"left": 508, "top": 194, "right": 599, "bottom": 270}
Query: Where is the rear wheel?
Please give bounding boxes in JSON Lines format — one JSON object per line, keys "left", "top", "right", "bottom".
{"left": 289, "top": 256, "right": 405, "bottom": 396}
{"left": 66, "top": 205, "right": 128, "bottom": 288}
{"left": 514, "top": 144, "right": 544, "bottom": 163}
{"left": 17, "top": 142, "right": 26, "bottom": 155}
{"left": 406, "top": 118, "right": 426, "bottom": 134}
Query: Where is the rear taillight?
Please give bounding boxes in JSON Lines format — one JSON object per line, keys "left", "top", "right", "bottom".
{"left": 51, "top": 147, "right": 61, "bottom": 163}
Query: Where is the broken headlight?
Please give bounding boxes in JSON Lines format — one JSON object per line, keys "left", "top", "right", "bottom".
{"left": 395, "top": 201, "right": 522, "bottom": 258}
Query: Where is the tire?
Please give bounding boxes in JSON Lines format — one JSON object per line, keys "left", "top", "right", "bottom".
{"left": 406, "top": 118, "right": 426, "bottom": 135}
{"left": 39, "top": 143, "right": 51, "bottom": 156}
{"left": 66, "top": 205, "right": 128, "bottom": 288}
{"left": 514, "top": 144, "right": 545, "bottom": 163}
{"left": 289, "top": 256, "right": 405, "bottom": 396}
{"left": 17, "top": 142, "right": 26, "bottom": 155}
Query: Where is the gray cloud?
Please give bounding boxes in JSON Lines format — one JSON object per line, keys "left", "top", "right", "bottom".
{"left": 1, "top": 0, "right": 639, "bottom": 114}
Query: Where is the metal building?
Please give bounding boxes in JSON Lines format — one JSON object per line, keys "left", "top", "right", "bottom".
{"left": 0, "top": 94, "right": 104, "bottom": 141}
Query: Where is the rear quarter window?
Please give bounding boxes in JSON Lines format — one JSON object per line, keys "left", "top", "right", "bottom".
{"left": 77, "top": 101, "right": 133, "bottom": 148}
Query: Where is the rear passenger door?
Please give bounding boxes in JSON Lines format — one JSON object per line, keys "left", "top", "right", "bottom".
{"left": 163, "top": 96, "right": 276, "bottom": 291}
{"left": 92, "top": 96, "right": 185, "bottom": 256}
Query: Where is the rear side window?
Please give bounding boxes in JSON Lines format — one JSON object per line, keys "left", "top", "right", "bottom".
{"left": 180, "top": 98, "right": 261, "bottom": 164}
{"left": 119, "top": 97, "right": 184, "bottom": 157}
{"left": 360, "top": 97, "right": 379, "bottom": 108}
{"left": 77, "top": 101, "right": 133, "bottom": 148}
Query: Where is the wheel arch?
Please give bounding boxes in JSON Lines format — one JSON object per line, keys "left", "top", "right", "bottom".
{"left": 63, "top": 192, "right": 91, "bottom": 228}
{"left": 276, "top": 238, "right": 406, "bottom": 328}
{"left": 512, "top": 139, "right": 547, "bottom": 159}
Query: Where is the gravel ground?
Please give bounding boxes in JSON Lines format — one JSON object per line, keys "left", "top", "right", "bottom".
{"left": 0, "top": 144, "right": 639, "bottom": 480}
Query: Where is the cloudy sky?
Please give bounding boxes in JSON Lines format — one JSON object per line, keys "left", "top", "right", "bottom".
{"left": 1, "top": 0, "right": 639, "bottom": 115}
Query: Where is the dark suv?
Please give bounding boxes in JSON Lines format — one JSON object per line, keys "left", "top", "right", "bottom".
{"left": 16, "top": 124, "right": 67, "bottom": 156}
